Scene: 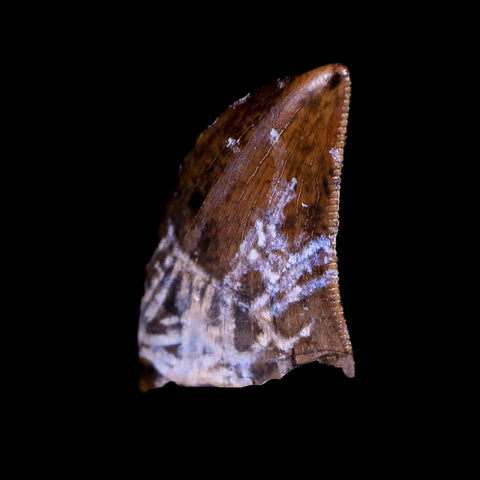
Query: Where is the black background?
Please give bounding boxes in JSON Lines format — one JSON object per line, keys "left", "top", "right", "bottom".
{"left": 51, "top": 8, "right": 453, "bottom": 453}
{"left": 9, "top": 4, "right": 474, "bottom": 473}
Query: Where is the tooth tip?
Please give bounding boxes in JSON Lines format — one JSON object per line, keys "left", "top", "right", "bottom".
{"left": 291, "top": 63, "right": 350, "bottom": 98}
{"left": 331, "top": 63, "right": 350, "bottom": 76}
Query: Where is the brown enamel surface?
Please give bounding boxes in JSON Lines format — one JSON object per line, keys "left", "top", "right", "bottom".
{"left": 165, "top": 66, "right": 348, "bottom": 264}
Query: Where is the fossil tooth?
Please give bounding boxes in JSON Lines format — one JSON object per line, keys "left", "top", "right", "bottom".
{"left": 138, "top": 63, "right": 354, "bottom": 390}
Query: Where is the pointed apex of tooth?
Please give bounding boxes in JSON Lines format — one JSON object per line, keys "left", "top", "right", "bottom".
{"left": 279, "top": 63, "right": 351, "bottom": 113}
{"left": 294, "top": 63, "right": 350, "bottom": 93}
